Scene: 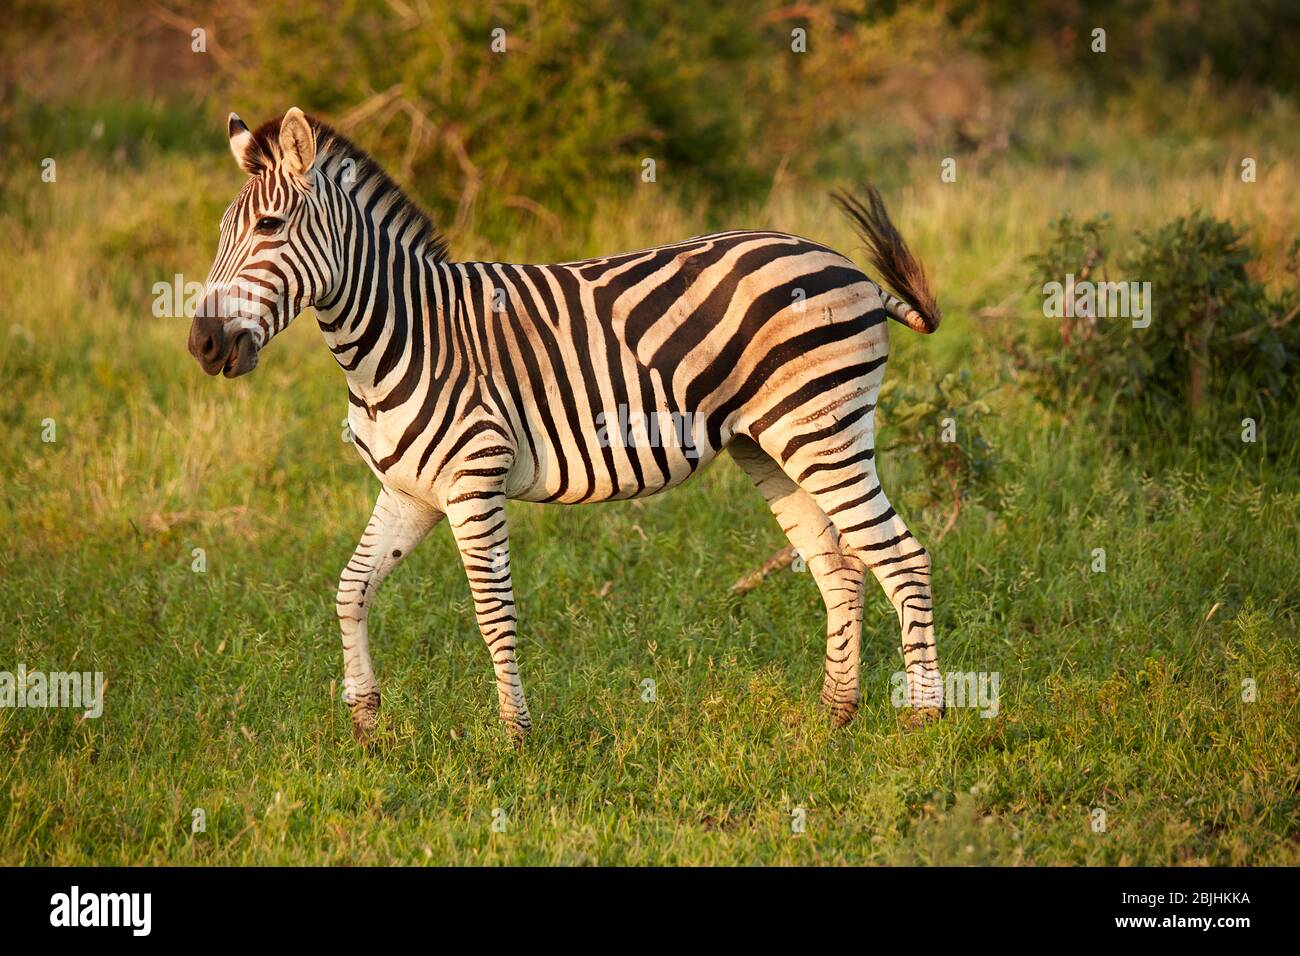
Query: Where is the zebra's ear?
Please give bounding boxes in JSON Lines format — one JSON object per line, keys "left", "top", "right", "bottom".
{"left": 279, "top": 107, "right": 316, "bottom": 184}
{"left": 227, "top": 112, "right": 259, "bottom": 175}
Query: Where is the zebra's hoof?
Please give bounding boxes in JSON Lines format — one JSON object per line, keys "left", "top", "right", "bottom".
{"left": 822, "top": 679, "right": 861, "bottom": 728}
{"left": 349, "top": 690, "right": 381, "bottom": 746}
{"left": 829, "top": 708, "right": 858, "bottom": 729}
{"left": 502, "top": 716, "right": 531, "bottom": 748}
{"left": 351, "top": 717, "right": 374, "bottom": 746}
{"left": 827, "top": 700, "right": 860, "bottom": 728}
{"left": 899, "top": 705, "right": 944, "bottom": 730}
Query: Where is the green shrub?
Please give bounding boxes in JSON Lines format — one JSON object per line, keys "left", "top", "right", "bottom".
{"left": 221, "top": 0, "right": 860, "bottom": 234}
{"left": 207, "top": 0, "right": 983, "bottom": 240}
{"left": 1021, "top": 211, "right": 1300, "bottom": 452}
{"left": 877, "top": 369, "right": 1000, "bottom": 539}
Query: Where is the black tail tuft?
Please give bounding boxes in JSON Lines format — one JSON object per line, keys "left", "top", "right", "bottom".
{"left": 832, "top": 185, "right": 941, "bottom": 334}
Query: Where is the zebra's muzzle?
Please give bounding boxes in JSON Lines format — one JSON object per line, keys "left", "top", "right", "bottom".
{"left": 188, "top": 313, "right": 258, "bottom": 378}
{"left": 220, "top": 329, "right": 258, "bottom": 378}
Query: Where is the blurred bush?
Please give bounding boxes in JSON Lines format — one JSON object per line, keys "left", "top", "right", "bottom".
{"left": 878, "top": 369, "right": 1001, "bottom": 539}
{"left": 1021, "top": 212, "right": 1300, "bottom": 451}
{"left": 961, "top": 0, "right": 1300, "bottom": 95}
{"left": 7, "top": 0, "right": 1297, "bottom": 244}
{"left": 217, "top": 0, "right": 909, "bottom": 232}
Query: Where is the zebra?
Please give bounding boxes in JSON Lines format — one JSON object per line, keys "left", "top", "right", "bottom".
{"left": 188, "top": 107, "right": 946, "bottom": 745}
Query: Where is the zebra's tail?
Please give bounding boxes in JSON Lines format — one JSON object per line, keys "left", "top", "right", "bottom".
{"left": 831, "top": 185, "right": 941, "bottom": 334}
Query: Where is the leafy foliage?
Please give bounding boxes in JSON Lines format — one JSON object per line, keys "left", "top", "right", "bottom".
{"left": 1020, "top": 211, "right": 1300, "bottom": 451}
{"left": 1126, "top": 216, "right": 1298, "bottom": 418}
{"left": 218, "top": 0, "right": 901, "bottom": 235}
{"left": 878, "top": 369, "right": 1000, "bottom": 536}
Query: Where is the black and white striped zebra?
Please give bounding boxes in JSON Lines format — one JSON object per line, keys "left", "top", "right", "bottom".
{"left": 188, "top": 107, "right": 945, "bottom": 744}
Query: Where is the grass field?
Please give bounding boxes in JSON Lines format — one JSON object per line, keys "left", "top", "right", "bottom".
{"left": 2, "top": 94, "right": 1299, "bottom": 865}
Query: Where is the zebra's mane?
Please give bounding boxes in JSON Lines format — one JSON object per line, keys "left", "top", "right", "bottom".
{"left": 246, "top": 115, "right": 450, "bottom": 263}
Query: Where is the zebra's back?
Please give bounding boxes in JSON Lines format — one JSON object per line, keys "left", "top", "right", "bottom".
{"left": 440, "top": 229, "right": 890, "bottom": 504}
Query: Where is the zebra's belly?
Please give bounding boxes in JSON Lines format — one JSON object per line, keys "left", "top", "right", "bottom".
{"left": 504, "top": 411, "right": 728, "bottom": 504}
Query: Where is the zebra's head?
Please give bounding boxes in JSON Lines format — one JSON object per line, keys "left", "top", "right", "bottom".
{"left": 188, "top": 107, "right": 337, "bottom": 378}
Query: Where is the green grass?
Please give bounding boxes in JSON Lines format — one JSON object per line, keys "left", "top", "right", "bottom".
{"left": 2, "top": 100, "right": 1298, "bottom": 866}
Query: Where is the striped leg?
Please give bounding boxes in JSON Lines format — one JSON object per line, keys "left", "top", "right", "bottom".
{"left": 445, "top": 488, "right": 531, "bottom": 744}
{"left": 338, "top": 488, "right": 442, "bottom": 743}
{"left": 859, "top": 502, "right": 944, "bottom": 725}
{"left": 731, "top": 438, "right": 867, "bottom": 725}
{"left": 756, "top": 415, "right": 944, "bottom": 725}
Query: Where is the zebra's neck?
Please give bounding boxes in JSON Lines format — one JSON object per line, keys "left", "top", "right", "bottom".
{"left": 297, "top": 132, "right": 454, "bottom": 408}
{"left": 312, "top": 153, "right": 455, "bottom": 410}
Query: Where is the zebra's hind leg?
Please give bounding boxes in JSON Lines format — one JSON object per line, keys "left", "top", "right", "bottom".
{"left": 756, "top": 426, "right": 944, "bottom": 728}
{"left": 730, "top": 438, "right": 867, "bottom": 727}
{"left": 337, "top": 488, "right": 442, "bottom": 744}
{"left": 844, "top": 473, "right": 944, "bottom": 726}
{"left": 444, "top": 488, "right": 531, "bottom": 745}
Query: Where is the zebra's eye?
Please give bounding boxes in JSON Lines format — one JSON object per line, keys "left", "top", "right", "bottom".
{"left": 255, "top": 216, "right": 284, "bottom": 233}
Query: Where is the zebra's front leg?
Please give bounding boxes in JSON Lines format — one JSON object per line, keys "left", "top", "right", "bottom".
{"left": 337, "top": 488, "right": 442, "bottom": 744}
{"left": 445, "top": 489, "right": 531, "bottom": 745}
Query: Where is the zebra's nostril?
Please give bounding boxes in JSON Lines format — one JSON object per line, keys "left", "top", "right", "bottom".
{"left": 202, "top": 335, "right": 217, "bottom": 359}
